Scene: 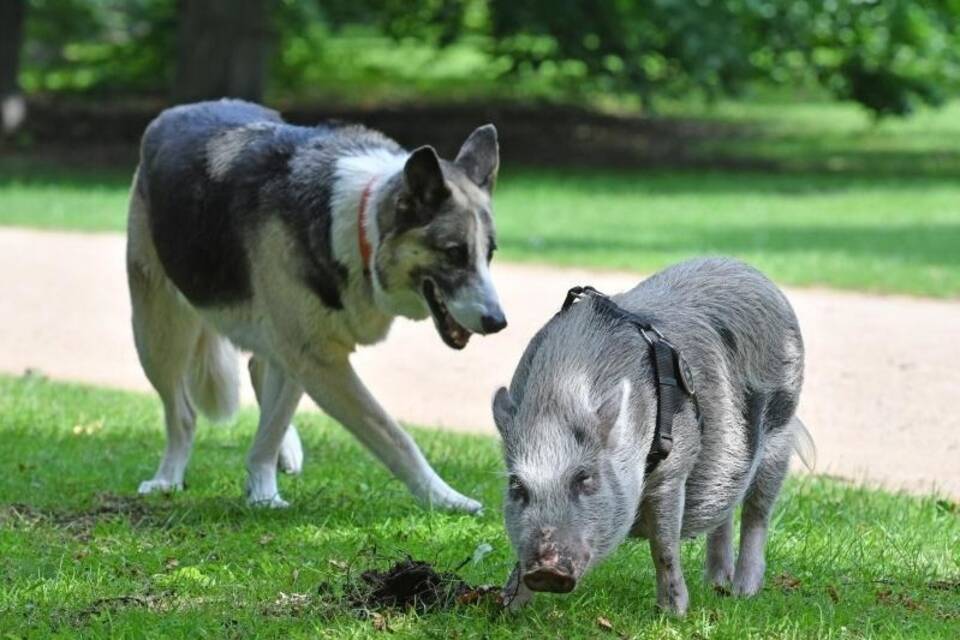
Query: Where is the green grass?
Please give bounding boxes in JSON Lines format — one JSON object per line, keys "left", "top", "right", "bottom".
{"left": 1, "top": 375, "right": 958, "bottom": 638}
{"left": 1, "top": 100, "right": 959, "bottom": 297}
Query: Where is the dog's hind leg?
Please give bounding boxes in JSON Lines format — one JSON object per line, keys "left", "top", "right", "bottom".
{"left": 246, "top": 357, "right": 303, "bottom": 507}
{"left": 249, "top": 355, "right": 304, "bottom": 476}
{"left": 128, "top": 256, "right": 203, "bottom": 495}
{"left": 128, "top": 181, "right": 209, "bottom": 494}
{"left": 292, "top": 356, "right": 482, "bottom": 514}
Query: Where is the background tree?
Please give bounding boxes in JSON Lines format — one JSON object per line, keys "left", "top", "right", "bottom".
{"left": 173, "top": 0, "right": 275, "bottom": 102}
{"left": 10, "top": 0, "right": 960, "bottom": 117}
{"left": 0, "top": 0, "right": 26, "bottom": 133}
{"left": 487, "top": 0, "right": 960, "bottom": 116}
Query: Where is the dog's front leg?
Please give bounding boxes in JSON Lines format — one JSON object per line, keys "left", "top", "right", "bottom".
{"left": 295, "top": 357, "right": 482, "bottom": 514}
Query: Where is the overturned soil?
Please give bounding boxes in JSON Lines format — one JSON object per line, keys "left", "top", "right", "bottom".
{"left": 349, "top": 558, "right": 498, "bottom": 613}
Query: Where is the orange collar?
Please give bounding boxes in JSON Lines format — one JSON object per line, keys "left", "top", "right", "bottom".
{"left": 357, "top": 177, "right": 377, "bottom": 276}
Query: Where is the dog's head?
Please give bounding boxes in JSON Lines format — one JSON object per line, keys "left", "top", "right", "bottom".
{"left": 371, "top": 125, "right": 506, "bottom": 349}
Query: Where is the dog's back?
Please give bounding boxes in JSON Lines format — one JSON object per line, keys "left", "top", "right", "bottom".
{"left": 136, "top": 100, "right": 315, "bottom": 307}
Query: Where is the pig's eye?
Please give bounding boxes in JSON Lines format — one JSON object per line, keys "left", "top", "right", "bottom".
{"left": 508, "top": 475, "right": 529, "bottom": 505}
{"left": 573, "top": 470, "right": 597, "bottom": 497}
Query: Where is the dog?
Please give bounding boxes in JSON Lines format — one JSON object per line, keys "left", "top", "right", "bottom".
{"left": 126, "top": 99, "right": 506, "bottom": 512}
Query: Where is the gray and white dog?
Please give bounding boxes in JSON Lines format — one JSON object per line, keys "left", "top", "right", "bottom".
{"left": 493, "top": 258, "right": 813, "bottom": 614}
{"left": 127, "top": 99, "right": 505, "bottom": 512}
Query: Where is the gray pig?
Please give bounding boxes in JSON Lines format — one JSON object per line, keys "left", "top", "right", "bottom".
{"left": 493, "top": 258, "right": 812, "bottom": 615}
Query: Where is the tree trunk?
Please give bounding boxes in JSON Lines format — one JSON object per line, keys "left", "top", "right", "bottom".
{"left": 173, "top": 0, "right": 273, "bottom": 103}
{"left": 0, "top": 0, "right": 26, "bottom": 133}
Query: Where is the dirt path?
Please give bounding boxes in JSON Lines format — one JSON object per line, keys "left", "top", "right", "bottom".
{"left": 2, "top": 227, "right": 958, "bottom": 498}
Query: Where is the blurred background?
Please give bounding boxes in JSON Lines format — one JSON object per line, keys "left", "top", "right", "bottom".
{"left": 0, "top": 0, "right": 959, "bottom": 492}
{"left": 0, "top": 0, "right": 959, "bottom": 297}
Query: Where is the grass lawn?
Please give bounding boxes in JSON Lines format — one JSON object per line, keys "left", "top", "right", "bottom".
{"left": 1, "top": 100, "right": 959, "bottom": 298}
{"left": 1, "top": 374, "right": 958, "bottom": 638}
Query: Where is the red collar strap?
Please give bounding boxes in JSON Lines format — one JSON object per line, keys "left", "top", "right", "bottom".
{"left": 357, "top": 177, "right": 377, "bottom": 276}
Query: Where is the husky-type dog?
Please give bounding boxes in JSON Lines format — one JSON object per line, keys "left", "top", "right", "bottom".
{"left": 127, "top": 99, "right": 506, "bottom": 511}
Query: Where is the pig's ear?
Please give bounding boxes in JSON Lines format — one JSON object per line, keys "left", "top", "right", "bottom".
{"left": 492, "top": 386, "right": 516, "bottom": 437}
{"left": 596, "top": 378, "right": 632, "bottom": 447}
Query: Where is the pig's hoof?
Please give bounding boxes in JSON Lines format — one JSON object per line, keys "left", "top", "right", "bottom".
{"left": 732, "top": 570, "right": 765, "bottom": 597}
{"left": 277, "top": 424, "right": 304, "bottom": 475}
{"left": 501, "top": 586, "right": 533, "bottom": 611}
{"left": 705, "top": 564, "right": 734, "bottom": 591}
{"left": 732, "top": 559, "right": 766, "bottom": 596}
{"left": 656, "top": 584, "right": 689, "bottom": 616}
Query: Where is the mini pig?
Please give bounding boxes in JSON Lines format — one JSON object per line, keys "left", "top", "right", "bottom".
{"left": 493, "top": 258, "right": 812, "bottom": 615}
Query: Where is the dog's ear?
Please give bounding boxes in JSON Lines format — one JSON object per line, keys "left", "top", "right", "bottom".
{"left": 404, "top": 146, "right": 450, "bottom": 207}
{"left": 455, "top": 124, "right": 499, "bottom": 193}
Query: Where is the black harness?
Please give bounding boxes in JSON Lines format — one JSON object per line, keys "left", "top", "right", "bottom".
{"left": 560, "top": 286, "right": 702, "bottom": 474}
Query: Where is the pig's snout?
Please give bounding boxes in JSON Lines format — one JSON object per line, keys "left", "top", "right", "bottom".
{"left": 522, "top": 531, "right": 578, "bottom": 593}
{"left": 522, "top": 565, "right": 576, "bottom": 593}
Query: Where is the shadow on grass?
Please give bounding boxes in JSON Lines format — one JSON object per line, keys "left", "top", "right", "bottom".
{"left": 2, "top": 376, "right": 958, "bottom": 637}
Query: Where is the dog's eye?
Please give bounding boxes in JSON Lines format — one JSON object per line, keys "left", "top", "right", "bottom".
{"left": 572, "top": 470, "right": 597, "bottom": 497}
{"left": 443, "top": 244, "right": 469, "bottom": 265}
{"left": 508, "top": 475, "right": 529, "bottom": 505}
{"left": 487, "top": 239, "right": 497, "bottom": 263}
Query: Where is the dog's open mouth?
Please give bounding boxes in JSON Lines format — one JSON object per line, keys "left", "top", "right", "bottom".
{"left": 422, "top": 279, "right": 472, "bottom": 350}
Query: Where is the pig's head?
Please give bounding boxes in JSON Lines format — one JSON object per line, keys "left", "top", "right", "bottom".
{"left": 492, "top": 377, "right": 644, "bottom": 594}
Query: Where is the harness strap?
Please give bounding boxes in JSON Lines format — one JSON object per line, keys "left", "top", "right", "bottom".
{"left": 559, "top": 285, "right": 700, "bottom": 476}
{"left": 647, "top": 337, "right": 679, "bottom": 473}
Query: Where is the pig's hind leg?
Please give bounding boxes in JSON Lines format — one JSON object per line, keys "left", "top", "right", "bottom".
{"left": 732, "top": 427, "right": 793, "bottom": 596}
{"left": 704, "top": 515, "right": 735, "bottom": 590}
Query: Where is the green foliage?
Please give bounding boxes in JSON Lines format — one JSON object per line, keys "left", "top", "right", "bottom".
{"left": 488, "top": 0, "right": 960, "bottom": 116}
{"left": 15, "top": 0, "right": 960, "bottom": 115}
{"left": 22, "top": 0, "right": 175, "bottom": 95}
{"left": 1, "top": 375, "right": 958, "bottom": 638}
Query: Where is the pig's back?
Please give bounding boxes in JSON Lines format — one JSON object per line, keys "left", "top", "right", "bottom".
{"left": 615, "top": 256, "right": 802, "bottom": 396}
{"left": 617, "top": 257, "right": 804, "bottom": 535}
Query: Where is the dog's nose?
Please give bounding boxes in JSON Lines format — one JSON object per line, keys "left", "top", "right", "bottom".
{"left": 481, "top": 312, "right": 507, "bottom": 334}
{"left": 523, "top": 566, "right": 576, "bottom": 593}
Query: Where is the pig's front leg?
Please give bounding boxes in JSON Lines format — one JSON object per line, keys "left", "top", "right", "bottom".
{"left": 501, "top": 563, "right": 534, "bottom": 611}
{"left": 644, "top": 485, "right": 690, "bottom": 616}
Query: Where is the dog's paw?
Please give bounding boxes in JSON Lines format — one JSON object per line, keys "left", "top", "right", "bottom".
{"left": 424, "top": 484, "right": 483, "bottom": 514}
{"left": 138, "top": 478, "right": 182, "bottom": 495}
{"left": 277, "top": 424, "right": 304, "bottom": 475}
{"left": 246, "top": 468, "right": 289, "bottom": 508}
{"left": 247, "top": 493, "right": 290, "bottom": 509}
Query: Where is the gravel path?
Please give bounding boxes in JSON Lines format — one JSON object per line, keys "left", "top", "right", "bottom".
{"left": 2, "top": 227, "right": 957, "bottom": 497}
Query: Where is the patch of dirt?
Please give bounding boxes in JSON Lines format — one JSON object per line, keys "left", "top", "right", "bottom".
{"left": 928, "top": 579, "right": 960, "bottom": 592}
{"left": 0, "top": 492, "right": 159, "bottom": 539}
{"left": 348, "top": 558, "right": 498, "bottom": 614}
{"left": 875, "top": 588, "right": 923, "bottom": 612}
{"left": 772, "top": 573, "right": 803, "bottom": 592}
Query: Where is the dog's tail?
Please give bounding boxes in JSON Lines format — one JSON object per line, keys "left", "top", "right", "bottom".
{"left": 791, "top": 416, "right": 817, "bottom": 471}
{"left": 186, "top": 326, "right": 240, "bottom": 422}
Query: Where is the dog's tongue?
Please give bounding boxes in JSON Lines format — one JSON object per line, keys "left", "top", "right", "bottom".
{"left": 423, "top": 280, "right": 472, "bottom": 350}
{"left": 446, "top": 321, "right": 471, "bottom": 349}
